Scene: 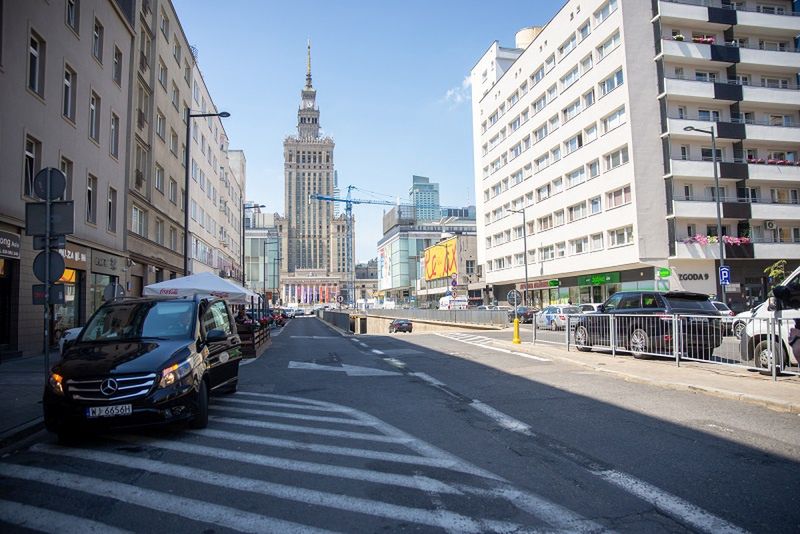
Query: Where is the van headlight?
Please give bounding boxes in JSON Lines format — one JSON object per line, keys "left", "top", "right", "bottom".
{"left": 49, "top": 372, "right": 64, "bottom": 395}
{"left": 159, "top": 357, "right": 193, "bottom": 388}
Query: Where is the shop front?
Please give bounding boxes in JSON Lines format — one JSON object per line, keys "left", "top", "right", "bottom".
{"left": 52, "top": 243, "right": 89, "bottom": 343}
{"left": 90, "top": 249, "right": 124, "bottom": 314}
{"left": 0, "top": 229, "right": 21, "bottom": 351}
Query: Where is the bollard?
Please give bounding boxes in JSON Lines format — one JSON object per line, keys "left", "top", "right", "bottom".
{"left": 512, "top": 318, "right": 521, "bottom": 344}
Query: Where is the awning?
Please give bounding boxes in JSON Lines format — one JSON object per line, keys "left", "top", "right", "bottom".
{"left": 143, "top": 272, "right": 259, "bottom": 304}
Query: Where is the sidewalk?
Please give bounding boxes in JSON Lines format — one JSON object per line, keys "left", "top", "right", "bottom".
{"left": 493, "top": 337, "right": 800, "bottom": 414}
{"left": 0, "top": 352, "right": 53, "bottom": 447}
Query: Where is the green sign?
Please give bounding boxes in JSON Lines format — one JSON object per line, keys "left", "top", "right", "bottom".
{"left": 658, "top": 267, "right": 672, "bottom": 278}
{"left": 578, "top": 272, "right": 620, "bottom": 286}
{"left": 548, "top": 279, "right": 560, "bottom": 287}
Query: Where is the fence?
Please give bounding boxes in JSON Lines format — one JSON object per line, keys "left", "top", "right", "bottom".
{"left": 530, "top": 313, "right": 799, "bottom": 379}
{"left": 365, "top": 308, "right": 509, "bottom": 327}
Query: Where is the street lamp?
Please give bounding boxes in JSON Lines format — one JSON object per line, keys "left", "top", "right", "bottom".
{"left": 242, "top": 203, "right": 265, "bottom": 286}
{"left": 183, "top": 109, "right": 230, "bottom": 276}
{"left": 509, "top": 207, "right": 530, "bottom": 307}
{"left": 684, "top": 125, "right": 726, "bottom": 303}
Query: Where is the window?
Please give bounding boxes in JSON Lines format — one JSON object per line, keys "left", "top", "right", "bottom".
{"left": 170, "top": 227, "right": 178, "bottom": 251}
{"left": 602, "top": 106, "right": 626, "bottom": 132}
{"left": 564, "top": 133, "right": 583, "bottom": 154}
{"left": 562, "top": 99, "right": 581, "bottom": 122}
{"left": 110, "top": 113, "right": 120, "bottom": 157}
{"left": 600, "top": 69, "right": 624, "bottom": 96}
{"left": 155, "top": 165, "right": 164, "bottom": 192}
{"left": 594, "top": 0, "right": 618, "bottom": 25}
{"left": 538, "top": 214, "right": 553, "bottom": 231}
{"left": 607, "top": 185, "right": 632, "bottom": 208}
{"left": 568, "top": 202, "right": 587, "bottom": 222}
{"left": 589, "top": 196, "right": 601, "bottom": 214}
{"left": 532, "top": 66, "right": 544, "bottom": 86}
{"left": 87, "top": 175, "right": 97, "bottom": 223}
{"left": 28, "top": 31, "right": 45, "bottom": 95}
{"left": 24, "top": 135, "right": 42, "bottom": 197}
{"left": 173, "top": 41, "right": 182, "bottom": 63}
{"left": 596, "top": 31, "right": 621, "bottom": 60}
{"left": 158, "top": 59, "right": 167, "bottom": 88}
{"left": 89, "top": 92, "right": 100, "bottom": 141}
{"left": 170, "top": 130, "right": 178, "bottom": 155}
{"left": 698, "top": 109, "right": 720, "bottom": 122}
{"left": 537, "top": 184, "right": 551, "bottom": 202}
{"left": 107, "top": 187, "right": 117, "bottom": 232}
{"left": 584, "top": 123, "right": 597, "bottom": 143}
{"left": 578, "top": 21, "right": 591, "bottom": 41}
{"left": 566, "top": 167, "right": 585, "bottom": 188}
{"left": 113, "top": 47, "right": 123, "bottom": 85}
{"left": 156, "top": 111, "right": 166, "bottom": 139}
{"left": 701, "top": 147, "right": 722, "bottom": 162}
{"left": 160, "top": 10, "right": 170, "bottom": 38}
{"left": 608, "top": 225, "right": 634, "bottom": 247}
{"left": 465, "top": 260, "right": 475, "bottom": 275}
{"left": 155, "top": 219, "right": 165, "bottom": 245}
{"left": 583, "top": 89, "right": 595, "bottom": 108}
{"left": 59, "top": 157, "right": 73, "bottom": 201}
{"left": 555, "top": 242, "right": 566, "bottom": 258}
{"left": 570, "top": 237, "right": 589, "bottom": 255}
{"left": 587, "top": 159, "right": 600, "bottom": 178}
{"left": 540, "top": 245, "right": 554, "bottom": 261}
{"left": 171, "top": 82, "right": 179, "bottom": 109}
{"left": 679, "top": 145, "right": 690, "bottom": 160}
{"left": 552, "top": 177, "right": 563, "bottom": 194}
{"left": 559, "top": 34, "right": 577, "bottom": 57}
{"left": 545, "top": 54, "right": 555, "bottom": 72}
{"left": 66, "top": 0, "right": 79, "bottom": 33}
{"left": 169, "top": 178, "right": 178, "bottom": 204}
{"left": 63, "top": 66, "right": 76, "bottom": 120}
{"left": 591, "top": 233, "right": 604, "bottom": 251}
{"left": 695, "top": 71, "right": 717, "bottom": 83}
{"left": 604, "top": 146, "right": 629, "bottom": 170}
{"left": 554, "top": 210, "right": 565, "bottom": 226}
{"left": 184, "top": 61, "right": 191, "bottom": 85}
{"left": 92, "top": 19, "right": 103, "bottom": 62}
{"left": 132, "top": 205, "right": 146, "bottom": 236}
{"left": 580, "top": 54, "right": 593, "bottom": 74}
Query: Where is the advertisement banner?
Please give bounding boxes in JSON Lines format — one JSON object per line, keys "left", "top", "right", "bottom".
{"left": 424, "top": 237, "right": 457, "bottom": 282}
{"left": 378, "top": 246, "right": 392, "bottom": 289}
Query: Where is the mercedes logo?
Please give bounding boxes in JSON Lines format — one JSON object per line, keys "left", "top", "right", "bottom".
{"left": 100, "top": 378, "right": 118, "bottom": 396}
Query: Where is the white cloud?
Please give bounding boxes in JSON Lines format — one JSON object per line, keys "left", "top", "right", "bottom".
{"left": 443, "top": 75, "right": 471, "bottom": 107}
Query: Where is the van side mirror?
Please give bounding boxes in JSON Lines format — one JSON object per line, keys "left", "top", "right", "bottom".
{"left": 773, "top": 285, "right": 800, "bottom": 311}
{"left": 205, "top": 328, "right": 227, "bottom": 343}
{"left": 597, "top": 304, "right": 605, "bottom": 313}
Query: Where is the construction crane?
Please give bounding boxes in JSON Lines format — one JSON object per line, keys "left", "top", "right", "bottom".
{"left": 309, "top": 186, "right": 398, "bottom": 307}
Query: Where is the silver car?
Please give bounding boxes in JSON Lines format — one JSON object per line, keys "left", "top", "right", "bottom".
{"left": 536, "top": 306, "right": 581, "bottom": 330}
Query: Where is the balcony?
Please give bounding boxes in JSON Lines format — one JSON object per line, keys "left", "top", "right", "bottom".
{"left": 751, "top": 203, "right": 800, "bottom": 220}
{"left": 663, "top": 77, "right": 715, "bottom": 101}
{"left": 739, "top": 45, "right": 800, "bottom": 71}
{"left": 663, "top": 74, "right": 800, "bottom": 107}
{"left": 659, "top": 1, "right": 800, "bottom": 33}
{"left": 753, "top": 242, "right": 800, "bottom": 258}
{"left": 747, "top": 160, "right": 800, "bottom": 182}
{"left": 743, "top": 122, "right": 800, "bottom": 143}
{"left": 673, "top": 241, "right": 721, "bottom": 260}
{"left": 673, "top": 199, "right": 716, "bottom": 218}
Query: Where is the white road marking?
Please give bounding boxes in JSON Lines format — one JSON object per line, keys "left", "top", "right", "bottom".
{"left": 358, "top": 342, "right": 368, "bottom": 348}
{"left": 371, "top": 349, "right": 384, "bottom": 355}
{"left": 0, "top": 463, "right": 332, "bottom": 534}
{"left": 235, "top": 391, "right": 352, "bottom": 411}
{"left": 210, "top": 404, "right": 375, "bottom": 426}
{"left": 595, "top": 469, "right": 747, "bottom": 534}
{"left": 105, "top": 438, "right": 460, "bottom": 494}
{"left": 271, "top": 327, "right": 286, "bottom": 337}
{"left": 214, "top": 397, "right": 346, "bottom": 413}
{"left": 435, "top": 332, "right": 550, "bottom": 362}
{"left": 470, "top": 400, "right": 534, "bottom": 436}
{"left": 32, "top": 445, "right": 530, "bottom": 534}
{"left": 287, "top": 361, "right": 401, "bottom": 377}
{"left": 412, "top": 372, "right": 447, "bottom": 387}
{"left": 210, "top": 415, "right": 411, "bottom": 443}
{"left": 0, "top": 498, "right": 133, "bottom": 534}
{"left": 291, "top": 335, "right": 339, "bottom": 339}
{"left": 383, "top": 357, "right": 407, "bottom": 369}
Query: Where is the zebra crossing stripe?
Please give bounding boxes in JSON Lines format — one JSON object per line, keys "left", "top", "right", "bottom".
{"left": 0, "top": 463, "right": 334, "bottom": 534}
{"left": 109, "top": 437, "right": 461, "bottom": 494}
{"left": 30, "top": 445, "right": 532, "bottom": 534}
{"left": 234, "top": 392, "right": 355, "bottom": 412}
{"left": 210, "top": 415, "right": 410, "bottom": 443}
{"left": 213, "top": 397, "right": 346, "bottom": 413}
{"left": 0, "top": 499, "right": 133, "bottom": 534}
{"left": 209, "top": 404, "right": 375, "bottom": 426}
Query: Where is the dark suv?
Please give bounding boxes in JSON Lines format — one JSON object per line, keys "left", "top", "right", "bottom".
{"left": 573, "top": 291, "right": 722, "bottom": 358}
{"left": 43, "top": 296, "right": 241, "bottom": 439}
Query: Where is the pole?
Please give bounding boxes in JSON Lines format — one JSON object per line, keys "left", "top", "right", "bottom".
{"left": 183, "top": 108, "right": 191, "bottom": 276}
{"left": 522, "top": 209, "right": 529, "bottom": 307}
{"left": 263, "top": 239, "right": 267, "bottom": 313}
{"left": 711, "top": 127, "right": 726, "bottom": 304}
{"left": 44, "top": 170, "right": 51, "bottom": 378}
{"left": 242, "top": 203, "right": 246, "bottom": 286}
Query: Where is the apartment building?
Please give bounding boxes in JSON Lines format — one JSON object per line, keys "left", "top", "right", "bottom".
{"left": 410, "top": 175, "right": 441, "bottom": 221}
{"left": 126, "top": 0, "right": 194, "bottom": 294}
{"left": 244, "top": 204, "right": 283, "bottom": 304}
{"left": 0, "top": 0, "right": 135, "bottom": 356}
{"left": 471, "top": 0, "right": 800, "bottom": 310}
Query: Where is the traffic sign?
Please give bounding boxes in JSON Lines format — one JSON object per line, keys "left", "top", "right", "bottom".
{"left": 507, "top": 289, "right": 521, "bottom": 306}
{"left": 25, "top": 201, "right": 75, "bottom": 236}
{"left": 33, "top": 168, "right": 67, "bottom": 201}
{"left": 33, "top": 235, "right": 66, "bottom": 250}
{"left": 336, "top": 295, "right": 344, "bottom": 303}
{"left": 32, "top": 284, "right": 65, "bottom": 305}
{"left": 451, "top": 278, "right": 457, "bottom": 287}
{"left": 719, "top": 265, "right": 731, "bottom": 286}
{"left": 33, "top": 250, "right": 65, "bottom": 283}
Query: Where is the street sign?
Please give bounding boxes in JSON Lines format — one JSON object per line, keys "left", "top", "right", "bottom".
{"left": 33, "top": 235, "right": 66, "bottom": 250}
{"left": 33, "top": 168, "right": 67, "bottom": 201}
{"left": 33, "top": 250, "right": 65, "bottom": 283}
{"left": 32, "top": 284, "right": 65, "bottom": 305}
{"left": 336, "top": 295, "right": 344, "bottom": 303}
{"left": 719, "top": 266, "right": 731, "bottom": 286}
{"left": 507, "top": 289, "right": 521, "bottom": 306}
{"left": 451, "top": 278, "right": 457, "bottom": 287}
{"left": 25, "top": 201, "right": 75, "bottom": 236}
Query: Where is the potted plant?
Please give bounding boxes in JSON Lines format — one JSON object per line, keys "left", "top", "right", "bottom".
{"left": 673, "top": 33, "right": 685, "bottom": 41}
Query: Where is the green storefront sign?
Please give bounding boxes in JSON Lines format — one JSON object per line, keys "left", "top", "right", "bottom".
{"left": 658, "top": 267, "right": 671, "bottom": 279}
{"left": 578, "top": 272, "right": 620, "bottom": 286}
{"left": 548, "top": 279, "right": 560, "bottom": 287}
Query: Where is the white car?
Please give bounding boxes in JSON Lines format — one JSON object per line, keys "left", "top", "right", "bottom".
{"left": 710, "top": 301, "right": 736, "bottom": 334}
{"left": 743, "top": 267, "right": 800, "bottom": 369}
{"left": 579, "top": 303, "right": 602, "bottom": 314}
{"left": 59, "top": 327, "right": 82, "bottom": 355}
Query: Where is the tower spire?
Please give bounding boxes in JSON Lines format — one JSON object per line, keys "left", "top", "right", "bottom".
{"left": 306, "top": 39, "right": 312, "bottom": 88}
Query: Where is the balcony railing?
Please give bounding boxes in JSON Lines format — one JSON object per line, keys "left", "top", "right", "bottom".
{"left": 679, "top": 236, "right": 800, "bottom": 245}
{"left": 674, "top": 194, "right": 800, "bottom": 205}
{"left": 663, "top": 73, "right": 800, "bottom": 90}
{"left": 670, "top": 114, "right": 800, "bottom": 128}
{"left": 673, "top": 156, "right": 800, "bottom": 165}
{"left": 666, "top": 37, "right": 800, "bottom": 52}
{"left": 661, "top": 0, "right": 800, "bottom": 16}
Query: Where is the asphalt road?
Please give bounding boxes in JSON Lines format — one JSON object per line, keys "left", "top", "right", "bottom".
{"left": 1, "top": 316, "right": 799, "bottom": 533}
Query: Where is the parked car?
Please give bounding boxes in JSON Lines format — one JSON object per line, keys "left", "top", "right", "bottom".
{"left": 573, "top": 291, "right": 723, "bottom": 359}
{"left": 579, "top": 303, "right": 603, "bottom": 314}
{"left": 272, "top": 309, "right": 288, "bottom": 327}
{"left": 389, "top": 319, "right": 413, "bottom": 333}
{"left": 731, "top": 303, "right": 765, "bottom": 340}
{"left": 509, "top": 306, "right": 537, "bottom": 323}
{"left": 710, "top": 300, "right": 736, "bottom": 334}
{"left": 59, "top": 327, "right": 83, "bottom": 355}
{"left": 43, "top": 296, "right": 242, "bottom": 440}
{"left": 285, "top": 308, "right": 297, "bottom": 318}
{"left": 536, "top": 305, "right": 582, "bottom": 330}
{"left": 245, "top": 310, "right": 273, "bottom": 326}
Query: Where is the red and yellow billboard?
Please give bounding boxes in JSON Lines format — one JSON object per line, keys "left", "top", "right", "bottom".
{"left": 424, "top": 237, "right": 457, "bottom": 281}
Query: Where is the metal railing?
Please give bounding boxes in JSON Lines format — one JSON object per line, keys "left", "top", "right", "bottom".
{"left": 365, "top": 308, "right": 509, "bottom": 327}
{"left": 530, "top": 313, "right": 799, "bottom": 379}
{"left": 663, "top": 73, "right": 800, "bottom": 90}
{"left": 661, "top": 0, "right": 800, "bottom": 17}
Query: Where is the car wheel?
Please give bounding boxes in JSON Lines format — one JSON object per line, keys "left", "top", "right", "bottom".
{"left": 629, "top": 327, "right": 651, "bottom": 359}
{"left": 574, "top": 326, "right": 592, "bottom": 352}
{"left": 550, "top": 321, "right": 557, "bottom": 331}
{"left": 751, "top": 339, "right": 787, "bottom": 370}
{"left": 189, "top": 379, "right": 209, "bottom": 429}
{"left": 733, "top": 321, "right": 746, "bottom": 340}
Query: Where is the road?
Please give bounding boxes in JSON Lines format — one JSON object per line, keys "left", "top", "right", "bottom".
{"left": 1, "top": 315, "right": 799, "bottom": 532}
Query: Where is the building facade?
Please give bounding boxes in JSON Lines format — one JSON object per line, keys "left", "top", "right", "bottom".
{"left": 0, "top": 0, "right": 135, "bottom": 356}
{"left": 409, "top": 175, "right": 441, "bottom": 221}
{"left": 471, "top": 0, "right": 800, "bottom": 311}
{"left": 244, "top": 205, "right": 282, "bottom": 304}
{"left": 280, "top": 46, "right": 350, "bottom": 305}
{"left": 416, "top": 235, "right": 481, "bottom": 307}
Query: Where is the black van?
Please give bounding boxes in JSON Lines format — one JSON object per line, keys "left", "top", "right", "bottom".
{"left": 43, "top": 296, "right": 241, "bottom": 439}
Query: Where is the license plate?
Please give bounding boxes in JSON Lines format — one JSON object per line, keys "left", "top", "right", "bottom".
{"left": 86, "top": 404, "right": 132, "bottom": 418}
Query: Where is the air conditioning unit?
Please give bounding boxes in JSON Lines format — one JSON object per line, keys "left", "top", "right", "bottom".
{"left": 765, "top": 220, "right": 777, "bottom": 230}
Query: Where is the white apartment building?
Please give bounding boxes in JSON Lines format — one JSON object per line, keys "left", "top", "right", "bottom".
{"left": 471, "top": 0, "right": 800, "bottom": 310}
{"left": 187, "top": 66, "right": 244, "bottom": 280}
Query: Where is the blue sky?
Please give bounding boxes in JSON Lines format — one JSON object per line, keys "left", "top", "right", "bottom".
{"left": 174, "top": 0, "right": 549, "bottom": 261}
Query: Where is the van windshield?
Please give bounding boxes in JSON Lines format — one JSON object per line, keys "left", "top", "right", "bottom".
{"left": 81, "top": 301, "right": 195, "bottom": 341}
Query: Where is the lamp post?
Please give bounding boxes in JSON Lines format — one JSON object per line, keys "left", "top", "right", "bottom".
{"left": 510, "top": 207, "right": 530, "bottom": 307}
{"left": 684, "top": 125, "right": 726, "bottom": 303}
{"left": 184, "top": 109, "right": 230, "bottom": 276}
{"left": 242, "top": 203, "right": 265, "bottom": 286}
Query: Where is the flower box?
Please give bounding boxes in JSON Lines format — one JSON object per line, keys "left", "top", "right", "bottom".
{"left": 673, "top": 35, "right": 685, "bottom": 41}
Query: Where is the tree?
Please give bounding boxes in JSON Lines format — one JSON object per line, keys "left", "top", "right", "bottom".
{"left": 764, "top": 259, "right": 787, "bottom": 289}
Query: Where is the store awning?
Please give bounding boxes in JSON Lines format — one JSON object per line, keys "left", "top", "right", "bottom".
{"left": 143, "top": 272, "right": 259, "bottom": 303}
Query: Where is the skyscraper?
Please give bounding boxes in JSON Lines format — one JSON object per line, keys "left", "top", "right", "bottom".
{"left": 410, "top": 175, "right": 441, "bottom": 221}
{"left": 280, "top": 43, "right": 349, "bottom": 305}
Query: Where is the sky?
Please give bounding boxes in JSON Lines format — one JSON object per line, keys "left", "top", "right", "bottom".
{"left": 173, "top": 0, "right": 550, "bottom": 262}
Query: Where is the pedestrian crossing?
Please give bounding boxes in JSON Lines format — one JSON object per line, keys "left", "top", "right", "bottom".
{"left": 437, "top": 332, "right": 498, "bottom": 346}
{"left": 0, "top": 391, "right": 600, "bottom": 533}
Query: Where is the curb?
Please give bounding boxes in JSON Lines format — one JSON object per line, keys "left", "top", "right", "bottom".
{"left": 0, "top": 417, "right": 45, "bottom": 451}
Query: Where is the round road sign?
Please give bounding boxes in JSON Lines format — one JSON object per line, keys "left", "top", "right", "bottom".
{"left": 336, "top": 294, "right": 344, "bottom": 303}
{"left": 33, "top": 251, "right": 65, "bottom": 283}
{"left": 507, "top": 289, "right": 521, "bottom": 306}
{"left": 33, "top": 168, "right": 67, "bottom": 201}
